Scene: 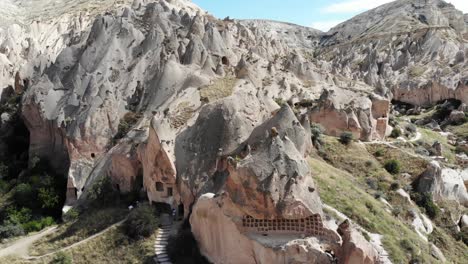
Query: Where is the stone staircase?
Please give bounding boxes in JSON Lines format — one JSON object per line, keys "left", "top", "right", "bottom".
{"left": 154, "top": 214, "right": 172, "bottom": 264}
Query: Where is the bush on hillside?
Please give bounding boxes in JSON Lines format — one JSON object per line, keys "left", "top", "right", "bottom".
{"left": 87, "top": 177, "right": 120, "bottom": 207}
{"left": 411, "top": 192, "right": 440, "bottom": 219}
{"left": 384, "top": 159, "right": 401, "bottom": 174}
{"left": 50, "top": 252, "right": 72, "bottom": 264}
{"left": 390, "top": 127, "right": 402, "bottom": 138}
{"left": 310, "top": 123, "right": 324, "bottom": 148}
{"left": 124, "top": 205, "right": 158, "bottom": 240}
{"left": 339, "top": 132, "right": 354, "bottom": 145}
{"left": 62, "top": 208, "right": 80, "bottom": 223}
{"left": 0, "top": 222, "right": 25, "bottom": 239}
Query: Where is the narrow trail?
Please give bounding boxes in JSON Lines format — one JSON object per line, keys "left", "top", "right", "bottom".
{"left": 362, "top": 129, "right": 433, "bottom": 161}
{"left": 0, "top": 226, "right": 57, "bottom": 258}
{"left": 25, "top": 219, "right": 126, "bottom": 260}
{"left": 154, "top": 213, "right": 176, "bottom": 264}
{"left": 153, "top": 224, "right": 172, "bottom": 264}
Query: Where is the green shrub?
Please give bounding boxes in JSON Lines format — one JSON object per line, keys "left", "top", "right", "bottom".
{"left": 400, "top": 238, "right": 416, "bottom": 254}
{"left": 392, "top": 206, "right": 402, "bottom": 217}
{"left": 87, "top": 177, "right": 120, "bottom": 207}
{"left": 21, "top": 217, "right": 55, "bottom": 233}
{"left": 50, "top": 252, "right": 72, "bottom": 264}
{"left": 6, "top": 207, "right": 32, "bottom": 225}
{"left": 22, "top": 220, "right": 43, "bottom": 233}
{"left": 384, "top": 159, "right": 401, "bottom": 174}
{"left": 390, "top": 127, "right": 402, "bottom": 138}
{"left": 374, "top": 148, "right": 384, "bottom": 157}
{"left": 38, "top": 187, "right": 60, "bottom": 209}
{"left": 124, "top": 205, "right": 158, "bottom": 239}
{"left": 14, "top": 183, "right": 35, "bottom": 208}
{"left": 390, "top": 182, "right": 400, "bottom": 191}
{"left": 339, "top": 131, "right": 354, "bottom": 145}
{"left": 310, "top": 123, "right": 324, "bottom": 148}
{"left": 411, "top": 192, "right": 440, "bottom": 219}
{"left": 63, "top": 208, "right": 80, "bottom": 223}
{"left": 0, "top": 222, "right": 25, "bottom": 239}
{"left": 41, "top": 216, "right": 55, "bottom": 227}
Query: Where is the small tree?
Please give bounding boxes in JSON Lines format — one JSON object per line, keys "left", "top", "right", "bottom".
{"left": 390, "top": 127, "right": 402, "bottom": 138}
{"left": 87, "top": 177, "right": 119, "bottom": 208}
{"left": 124, "top": 205, "right": 158, "bottom": 239}
{"left": 384, "top": 159, "right": 401, "bottom": 174}
{"left": 310, "top": 123, "right": 324, "bottom": 148}
{"left": 339, "top": 132, "right": 354, "bottom": 145}
{"left": 38, "top": 187, "right": 60, "bottom": 209}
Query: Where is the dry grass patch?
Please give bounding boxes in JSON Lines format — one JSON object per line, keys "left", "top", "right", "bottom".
{"left": 199, "top": 76, "right": 237, "bottom": 103}
{"left": 366, "top": 144, "right": 428, "bottom": 180}
{"left": 446, "top": 122, "right": 468, "bottom": 139}
{"left": 170, "top": 101, "right": 196, "bottom": 129}
{"left": 30, "top": 207, "right": 127, "bottom": 256}
{"left": 318, "top": 136, "right": 393, "bottom": 185}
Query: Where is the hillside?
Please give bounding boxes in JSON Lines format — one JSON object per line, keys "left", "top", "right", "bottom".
{"left": 0, "top": 0, "right": 466, "bottom": 263}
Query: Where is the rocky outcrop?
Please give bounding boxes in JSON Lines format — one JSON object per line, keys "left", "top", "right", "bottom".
{"left": 309, "top": 89, "right": 390, "bottom": 141}
{"left": 191, "top": 193, "right": 337, "bottom": 264}
{"left": 138, "top": 117, "right": 179, "bottom": 209}
{"left": 189, "top": 104, "right": 385, "bottom": 263}
{"left": 224, "top": 105, "right": 319, "bottom": 219}
{"left": 416, "top": 161, "right": 468, "bottom": 206}
{"left": 319, "top": 0, "right": 468, "bottom": 106}
{"left": 337, "top": 220, "right": 378, "bottom": 264}
{"left": 1, "top": 1, "right": 466, "bottom": 263}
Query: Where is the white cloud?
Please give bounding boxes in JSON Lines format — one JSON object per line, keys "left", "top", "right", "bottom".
{"left": 323, "top": 0, "right": 468, "bottom": 14}
{"left": 311, "top": 20, "right": 345, "bottom": 31}
{"left": 322, "top": 0, "right": 393, "bottom": 14}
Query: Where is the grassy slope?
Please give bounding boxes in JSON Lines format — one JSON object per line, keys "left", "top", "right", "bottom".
{"left": 418, "top": 128, "right": 457, "bottom": 163}
{"left": 312, "top": 136, "right": 467, "bottom": 263}
{"left": 446, "top": 122, "right": 468, "bottom": 139}
{"left": 29, "top": 207, "right": 128, "bottom": 256}
{"left": 310, "top": 157, "right": 436, "bottom": 263}
{"left": 0, "top": 206, "right": 156, "bottom": 264}
{"left": 1, "top": 226, "right": 157, "bottom": 264}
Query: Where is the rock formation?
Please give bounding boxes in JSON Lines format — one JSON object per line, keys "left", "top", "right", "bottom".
{"left": 0, "top": 0, "right": 467, "bottom": 263}
{"left": 416, "top": 161, "right": 468, "bottom": 206}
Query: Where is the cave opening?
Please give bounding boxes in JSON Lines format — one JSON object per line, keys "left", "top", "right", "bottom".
{"left": 221, "top": 56, "right": 229, "bottom": 66}
{"left": 178, "top": 203, "right": 184, "bottom": 220}
{"left": 0, "top": 87, "right": 70, "bottom": 222}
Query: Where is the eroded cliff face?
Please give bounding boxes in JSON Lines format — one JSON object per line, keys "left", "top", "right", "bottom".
{"left": 319, "top": 0, "right": 468, "bottom": 106}
{"left": 189, "top": 105, "right": 379, "bottom": 264}
{"left": 1, "top": 0, "right": 467, "bottom": 263}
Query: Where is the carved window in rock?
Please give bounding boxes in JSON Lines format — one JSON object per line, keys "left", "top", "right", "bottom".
{"left": 167, "top": 187, "right": 173, "bottom": 197}
{"left": 242, "top": 215, "right": 327, "bottom": 237}
{"left": 156, "top": 182, "right": 164, "bottom": 192}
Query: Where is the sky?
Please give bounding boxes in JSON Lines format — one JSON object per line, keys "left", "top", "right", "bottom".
{"left": 192, "top": 0, "right": 468, "bottom": 32}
